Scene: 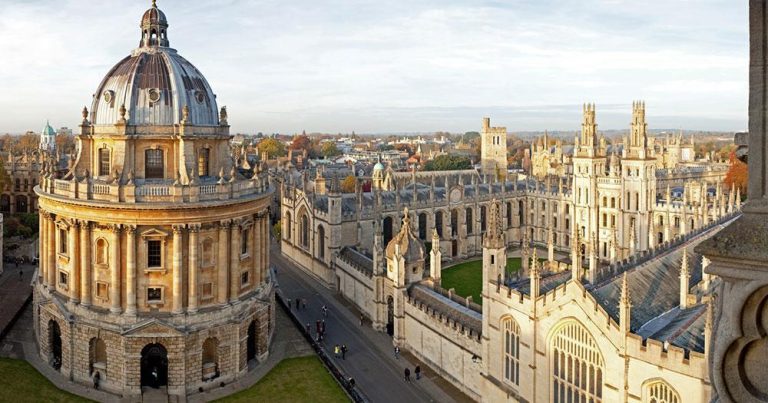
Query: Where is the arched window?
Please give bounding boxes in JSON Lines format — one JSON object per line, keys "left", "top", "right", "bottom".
{"left": 241, "top": 227, "right": 249, "bottom": 255}
{"left": 506, "top": 202, "right": 512, "bottom": 227}
{"left": 145, "top": 149, "right": 164, "bottom": 179}
{"left": 603, "top": 196, "right": 607, "bottom": 207}
{"left": 284, "top": 212, "right": 292, "bottom": 241}
{"left": 95, "top": 238, "right": 108, "bottom": 265}
{"left": 89, "top": 338, "right": 107, "bottom": 376}
{"left": 198, "top": 148, "right": 210, "bottom": 177}
{"left": 317, "top": 225, "right": 325, "bottom": 259}
{"left": 300, "top": 214, "right": 309, "bottom": 248}
{"left": 450, "top": 209, "right": 458, "bottom": 236}
{"left": 551, "top": 320, "right": 604, "bottom": 403}
{"left": 466, "top": 208, "right": 474, "bottom": 234}
{"left": 480, "top": 205, "right": 487, "bottom": 232}
{"left": 644, "top": 380, "right": 680, "bottom": 403}
{"left": 99, "top": 148, "right": 110, "bottom": 176}
{"left": 502, "top": 317, "right": 521, "bottom": 386}
{"left": 202, "top": 337, "right": 219, "bottom": 381}
{"left": 434, "top": 212, "right": 443, "bottom": 238}
{"left": 610, "top": 197, "right": 615, "bottom": 208}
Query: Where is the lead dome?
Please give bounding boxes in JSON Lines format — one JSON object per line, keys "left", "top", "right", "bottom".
{"left": 90, "top": 1, "right": 218, "bottom": 127}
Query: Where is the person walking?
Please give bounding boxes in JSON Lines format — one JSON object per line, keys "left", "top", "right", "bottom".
{"left": 394, "top": 346, "right": 400, "bottom": 359}
{"left": 19, "top": 267, "right": 23, "bottom": 281}
{"left": 415, "top": 365, "right": 421, "bottom": 380}
{"left": 341, "top": 344, "right": 347, "bottom": 360}
{"left": 348, "top": 377, "right": 355, "bottom": 388}
{"left": 302, "top": 299, "right": 307, "bottom": 310}
{"left": 404, "top": 367, "right": 411, "bottom": 382}
{"left": 287, "top": 298, "right": 292, "bottom": 310}
{"left": 295, "top": 298, "right": 300, "bottom": 310}
{"left": 334, "top": 344, "right": 340, "bottom": 358}
{"left": 359, "top": 313, "right": 364, "bottom": 326}
{"left": 305, "top": 322, "right": 311, "bottom": 335}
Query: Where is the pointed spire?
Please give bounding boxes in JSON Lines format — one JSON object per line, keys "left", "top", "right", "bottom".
{"left": 680, "top": 248, "right": 690, "bottom": 309}
{"left": 619, "top": 272, "right": 632, "bottom": 334}
{"left": 620, "top": 271, "right": 630, "bottom": 305}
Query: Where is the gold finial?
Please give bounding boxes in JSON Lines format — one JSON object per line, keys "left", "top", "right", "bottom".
{"left": 152, "top": 0, "right": 157, "bottom": 8}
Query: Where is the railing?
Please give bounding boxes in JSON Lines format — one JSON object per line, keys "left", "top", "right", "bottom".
{"left": 136, "top": 185, "right": 170, "bottom": 197}
{"left": 92, "top": 184, "right": 110, "bottom": 195}
{"left": 200, "top": 184, "right": 217, "bottom": 194}
{"left": 54, "top": 180, "right": 71, "bottom": 192}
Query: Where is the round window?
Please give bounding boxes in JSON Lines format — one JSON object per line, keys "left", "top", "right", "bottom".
{"left": 195, "top": 90, "right": 205, "bottom": 104}
{"left": 148, "top": 89, "right": 161, "bottom": 103}
{"left": 102, "top": 90, "right": 114, "bottom": 104}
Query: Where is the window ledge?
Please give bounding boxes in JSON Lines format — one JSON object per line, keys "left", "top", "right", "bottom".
{"left": 147, "top": 300, "right": 165, "bottom": 306}
{"left": 57, "top": 253, "right": 70, "bottom": 263}
{"left": 240, "top": 253, "right": 250, "bottom": 261}
{"left": 144, "top": 267, "right": 167, "bottom": 274}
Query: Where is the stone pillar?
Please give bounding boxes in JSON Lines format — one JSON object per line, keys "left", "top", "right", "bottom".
{"left": 695, "top": 3, "right": 768, "bottom": 402}
{"left": 264, "top": 216, "right": 270, "bottom": 281}
{"left": 109, "top": 225, "right": 122, "bottom": 313}
{"left": 40, "top": 212, "right": 48, "bottom": 287}
{"left": 217, "top": 220, "right": 230, "bottom": 305}
{"left": 188, "top": 224, "right": 200, "bottom": 313}
{"left": 172, "top": 225, "right": 184, "bottom": 314}
{"left": 80, "top": 221, "right": 91, "bottom": 306}
{"left": 230, "top": 220, "right": 241, "bottom": 303}
{"left": 125, "top": 225, "right": 137, "bottom": 315}
{"left": 70, "top": 221, "right": 80, "bottom": 303}
{"left": 254, "top": 216, "right": 262, "bottom": 284}
{"left": 46, "top": 214, "right": 56, "bottom": 288}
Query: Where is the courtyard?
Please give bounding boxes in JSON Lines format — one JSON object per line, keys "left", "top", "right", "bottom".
{"left": 441, "top": 257, "right": 523, "bottom": 304}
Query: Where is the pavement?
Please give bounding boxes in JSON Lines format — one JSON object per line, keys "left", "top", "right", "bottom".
{"left": 0, "top": 261, "right": 35, "bottom": 341}
{"left": 272, "top": 242, "right": 473, "bottom": 403}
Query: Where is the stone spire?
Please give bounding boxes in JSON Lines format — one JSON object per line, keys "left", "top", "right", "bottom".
{"left": 680, "top": 248, "right": 690, "bottom": 309}
{"left": 530, "top": 247, "right": 541, "bottom": 299}
{"left": 430, "top": 229, "right": 442, "bottom": 284}
{"left": 619, "top": 272, "right": 631, "bottom": 334}
{"left": 547, "top": 226, "right": 555, "bottom": 268}
{"left": 483, "top": 200, "right": 507, "bottom": 285}
{"left": 571, "top": 227, "right": 581, "bottom": 282}
{"left": 483, "top": 199, "right": 504, "bottom": 249}
{"left": 580, "top": 103, "right": 598, "bottom": 149}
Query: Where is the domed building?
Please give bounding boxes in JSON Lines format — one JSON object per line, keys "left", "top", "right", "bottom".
{"left": 33, "top": 1, "right": 274, "bottom": 399}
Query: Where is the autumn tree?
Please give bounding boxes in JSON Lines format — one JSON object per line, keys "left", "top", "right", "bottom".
{"left": 14, "top": 132, "right": 38, "bottom": 153}
{"left": 56, "top": 133, "right": 76, "bottom": 153}
{"left": 290, "top": 134, "right": 311, "bottom": 152}
{"left": 724, "top": 150, "right": 748, "bottom": 196}
{"left": 320, "top": 142, "right": 342, "bottom": 158}
{"left": 257, "top": 138, "right": 286, "bottom": 158}
{"left": 423, "top": 155, "right": 472, "bottom": 171}
{"left": 340, "top": 175, "right": 357, "bottom": 193}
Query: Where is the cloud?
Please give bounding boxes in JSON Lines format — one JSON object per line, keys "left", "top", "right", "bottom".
{"left": 0, "top": 0, "right": 748, "bottom": 133}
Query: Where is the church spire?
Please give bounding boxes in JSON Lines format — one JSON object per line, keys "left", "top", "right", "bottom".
{"left": 619, "top": 272, "right": 631, "bottom": 334}
{"left": 680, "top": 248, "right": 690, "bottom": 309}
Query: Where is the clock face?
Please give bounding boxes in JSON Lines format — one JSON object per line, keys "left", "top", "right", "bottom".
{"left": 450, "top": 188, "right": 462, "bottom": 203}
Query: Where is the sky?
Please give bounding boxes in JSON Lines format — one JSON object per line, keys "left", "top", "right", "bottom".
{"left": 0, "top": 0, "right": 748, "bottom": 134}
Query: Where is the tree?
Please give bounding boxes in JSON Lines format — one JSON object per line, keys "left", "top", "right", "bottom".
{"left": 724, "top": 150, "right": 748, "bottom": 195}
{"left": 320, "top": 142, "right": 342, "bottom": 158}
{"left": 423, "top": 154, "right": 472, "bottom": 171}
{"left": 290, "top": 134, "right": 311, "bottom": 152}
{"left": 272, "top": 222, "right": 281, "bottom": 240}
{"left": 257, "top": 138, "right": 286, "bottom": 158}
{"left": 462, "top": 131, "right": 480, "bottom": 143}
{"left": 56, "top": 133, "right": 76, "bottom": 154}
{"left": 15, "top": 132, "right": 38, "bottom": 153}
{"left": 340, "top": 175, "right": 357, "bottom": 193}
{"left": 0, "top": 158, "right": 10, "bottom": 193}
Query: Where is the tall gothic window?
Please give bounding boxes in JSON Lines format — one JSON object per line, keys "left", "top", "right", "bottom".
{"left": 99, "top": 148, "right": 110, "bottom": 176}
{"left": 645, "top": 380, "right": 680, "bottom": 403}
{"left": 466, "top": 208, "right": 474, "bottom": 234}
{"left": 503, "top": 317, "right": 521, "bottom": 386}
{"left": 300, "top": 214, "right": 309, "bottom": 248}
{"left": 552, "top": 320, "right": 604, "bottom": 403}
{"left": 317, "top": 225, "right": 325, "bottom": 259}
{"left": 145, "top": 149, "right": 164, "bottom": 179}
{"left": 198, "top": 148, "right": 210, "bottom": 177}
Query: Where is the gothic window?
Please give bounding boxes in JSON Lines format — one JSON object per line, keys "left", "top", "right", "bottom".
{"left": 611, "top": 197, "right": 616, "bottom": 208}
{"left": 198, "top": 148, "right": 210, "bottom": 177}
{"left": 14, "top": 178, "right": 19, "bottom": 192}
{"left": 284, "top": 212, "right": 292, "bottom": 241}
{"left": 451, "top": 209, "right": 458, "bottom": 236}
{"left": 551, "top": 320, "right": 604, "bottom": 403}
{"left": 418, "top": 213, "right": 427, "bottom": 239}
{"left": 506, "top": 203, "right": 512, "bottom": 227}
{"left": 59, "top": 271, "right": 68, "bottom": 287}
{"left": 95, "top": 238, "right": 108, "bottom": 265}
{"left": 627, "top": 191, "right": 631, "bottom": 210}
{"left": 147, "top": 240, "right": 162, "bottom": 267}
{"left": 59, "top": 228, "right": 68, "bottom": 254}
{"left": 644, "top": 380, "right": 680, "bottom": 403}
{"left": 317, "top": 225, "right": 325, "bottom": 259}
{"left": 603, "top": 196, "right": 607, "bottom": 207}
{"left": 658, "top": 215, "right": 664, "bottom": 226}
{"left": 503, "top": 317, "right": 521, "bottom": 386}
{"left": 480, "top": 205, "right": 487, "bottom": 232}
{"left": 99, "top": 148, "right": 110, "bottom": 176}
{"left": 602, "top": 214, "right": 607, "bottom": 227}
{"left": 635, "top": 192, "right": 640, "bottom": 211}
{"left": 466, "top": 208, "right": 474, "bottom": 234}
{"left": 89, "top": 338, "right": 107, "bottom": 376}
{"left": 554, "top": 217, "right": 558, "bottom": 229}
{"left": 611, "top": 215, "right": 616, "bottom": 228}
{"left": 435, "top": 212, "right": 443, "bottom": 238}
{"left": 674, "top": 217, "right": 680, "bottom": 228}
{"left": 145, "top": 149, "right": 164, "bottom": 179}
{"left": 300, "top": 214, "right": 309, "bottom": 248}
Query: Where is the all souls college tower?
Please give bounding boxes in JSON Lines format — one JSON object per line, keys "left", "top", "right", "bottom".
{"left": 33, "top": 2, "right": 274, "bottom": 399}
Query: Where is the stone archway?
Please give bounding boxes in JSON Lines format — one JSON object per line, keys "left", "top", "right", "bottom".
{"left": 48, "top": 320, "right": 62, "bottom": 370}
{"left": 140, "top": 343, "right": 168, "bottom": 389}
{"left": 386, "top": 296, "right": 394, "bottom": 336}
{"left": 247, "top": 321, "right": 258, "bottom": 362}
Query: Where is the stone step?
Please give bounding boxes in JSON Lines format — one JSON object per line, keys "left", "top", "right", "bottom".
{"left": 142, "top": 387, "right": 168, "bottom": 403}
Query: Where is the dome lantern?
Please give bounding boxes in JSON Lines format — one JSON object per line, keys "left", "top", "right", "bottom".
{"left": 140, "top": 0, "right": 169, "bottom": 48}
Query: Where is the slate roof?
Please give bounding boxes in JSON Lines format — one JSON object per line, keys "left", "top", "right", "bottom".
{"left": 408, "top": 284, "right": 482, "bottom": 336}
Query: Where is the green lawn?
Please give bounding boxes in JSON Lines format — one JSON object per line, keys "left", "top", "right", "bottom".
{"left": 216, "top": 356, "right": 348, "bottom": 403}
{"left": 442, "top": 257, "right": 540, "bottom": 304}
{"left": 0, "top": 358, "right": 92, "bottom": 402}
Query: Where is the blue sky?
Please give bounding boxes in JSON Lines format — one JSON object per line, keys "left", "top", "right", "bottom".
{"left": 0, "top": 0, "right": 748, "bottom": 134}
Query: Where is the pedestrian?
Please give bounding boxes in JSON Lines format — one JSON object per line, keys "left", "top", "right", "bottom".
{"left": 394, "top": 346, "right": 400, "bottom": 359}
{"left": 359, "top": 313, "right": 364, "bottom": 326}
{"left": 295, "top": 298, "right": 300, "bottom": 310}
{"left": 321, "top": 319, "right": 326, "bottom": 334}
{"left": 341, "top": 344, "right": 347, "bottom": 360}
{"left": 93, "top": 371, "right": 100, "bottom": 390}
{"left": 348, "top": 377, "right": 355, "bottom": 388}
{"left": 415, "top": 365, "right": 421, "bottom": 380}
{"left": 305, "top": 322, "right": 311, "bottom": 335}
{"left": 334, "top": 344, "right": 340, "bottom": 358}
{"left": 404, "top": 367, "right": 411, "bottom": 382}
{"left": 19, "top": 268, "right": 23, "bottom": 281}
{"left": 316, "top": 320, "right": 321, "bottom": 334}
{"left": 302, "top": 299, "right": 307, "bottom": 310}
{"left": 287, "top": 298, "right": 292, "bottom": 309}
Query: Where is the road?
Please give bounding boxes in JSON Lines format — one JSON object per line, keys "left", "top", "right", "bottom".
{"left": 271, "top": 243, "right": 468, "bottom": 403}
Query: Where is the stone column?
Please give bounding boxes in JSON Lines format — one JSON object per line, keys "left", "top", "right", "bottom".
{"left": 263, "top": 216, "right": 269, "bottom": 281}
{"left": 80, "top": 221, "right": 91, "bottom": 306}
{"left": 217, "top": 220, "right": 230, "bottom": 305}
{"left": 47, "top": 214, "right": 56, "bottom": 289}
{"left": 230, "top": 220, "right": 241, "bottom": 302}
{"left": 109, "top": 224, "right": 122, "bottom": 313}
{"left": 125, "top": 225, "right": 137, "bottom": 315}
{"left": 70, "top": 221, "right": 80, "bottom": 303}
{"left": 254, "top": 216, "right": 262, "bottom": 284}
{"left": 172, "top": 225, "right": 184, "bottom": 314}
{"left": 40, "top": 212, "right": 49, "bottom": 287}
{"left": 188, "top": 224, "right": 200, "bottom": 313}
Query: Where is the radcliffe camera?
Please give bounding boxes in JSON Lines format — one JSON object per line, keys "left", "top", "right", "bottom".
{"left": 0, "top": 1, "right": 763, "bottom": 402}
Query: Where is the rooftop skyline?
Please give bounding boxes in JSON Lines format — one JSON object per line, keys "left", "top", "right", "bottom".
{"left": 0, "top": 0, "right": 748, "bottom": 134}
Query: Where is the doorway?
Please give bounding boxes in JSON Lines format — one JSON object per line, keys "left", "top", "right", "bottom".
{"left": 48, "top": 320, "right": 62, "bottom": 370}
{"left": 247, "top": 321, "right": 257, "bottom": 362}
{"left": 140, "top": 343, "right": 168, "bottom": 389}
{"left": 386, "top": 296, "right": 394, "bottom": 336}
